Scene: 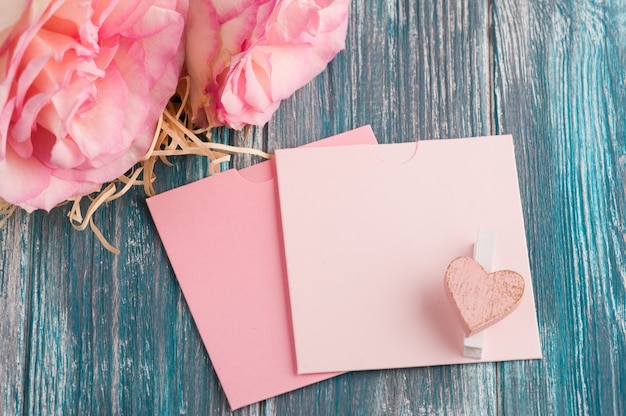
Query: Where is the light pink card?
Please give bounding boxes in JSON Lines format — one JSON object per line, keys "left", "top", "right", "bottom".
{"left": 146, "top": 126, "right": 377, "bottom": 410}
{"left": 275, "top": 135, "right": 542, "bottom": 373}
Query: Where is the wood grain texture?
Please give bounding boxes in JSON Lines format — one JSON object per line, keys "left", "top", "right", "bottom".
{"left": 0, "top": 210, "right": 31, "bottom": 416}
{"left": 493, "top": 0, "right": 626, "bottom": 414}
{"left": 0, "top": 0, "right": 623, "bottom": 414}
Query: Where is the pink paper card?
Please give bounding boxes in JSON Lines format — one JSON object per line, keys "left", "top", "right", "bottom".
{"left": 275, "top": 135, "right": 542, "bottom": 373}
{"left": 147, "top": 126, "right": 377, "bottom": 410}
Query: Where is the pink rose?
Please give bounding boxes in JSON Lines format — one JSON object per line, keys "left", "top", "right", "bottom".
{"left": 0, "top": 0, "right": 188, "bottom": 212}
{"left": 185, "top": 0, "right": 350, "bottom": 129}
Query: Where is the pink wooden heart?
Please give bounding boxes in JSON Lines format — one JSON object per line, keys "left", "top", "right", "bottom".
{"left": 444, "top": 256, "right": 525, "bottom": 336}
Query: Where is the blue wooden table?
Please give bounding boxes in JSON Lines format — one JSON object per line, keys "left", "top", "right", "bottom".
{"left": 1, "top": 0, "right": 625, "bottom": 414}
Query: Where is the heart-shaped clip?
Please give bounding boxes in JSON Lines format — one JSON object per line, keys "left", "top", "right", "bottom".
{"left": 444, "top": 256, "right": 525, "bottom": 336}
{"left": 444, "top": 229, "right": 525, "bottom": 358}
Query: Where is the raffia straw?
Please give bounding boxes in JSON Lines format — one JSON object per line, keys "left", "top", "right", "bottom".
{"left": 2, "top": 76, "right": 273, "bottom": 253}
{"left": 0, "top": 198, "right": 17, "bottom": 229}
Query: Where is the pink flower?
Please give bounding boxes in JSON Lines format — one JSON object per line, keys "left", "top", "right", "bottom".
{"left": 0, "top": 0, "right": 188, "bottom": 212}
{"left": 185, "top": 0, "right": 350, "bottom": 129}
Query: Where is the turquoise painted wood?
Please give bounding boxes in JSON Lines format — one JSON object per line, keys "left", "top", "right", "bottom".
{"left": 0, "top": 0, "right": 624, "bottom": 414}
{"left": 493, "top": 1, "right": 626, "bottom": 414}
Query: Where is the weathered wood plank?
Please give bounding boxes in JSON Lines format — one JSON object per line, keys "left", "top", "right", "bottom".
{"left": 0, "top": 209, "right": 32, "bottom": 416}
{"left": 493, "top": 0, "right": 626, "bottom": 414}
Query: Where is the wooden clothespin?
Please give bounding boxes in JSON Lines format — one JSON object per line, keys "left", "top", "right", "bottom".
{"left": 444, "top": 228, "right": 525, "bottom": 359}
{"left": 463, "top": 229, "right": 496, "bottom": 358}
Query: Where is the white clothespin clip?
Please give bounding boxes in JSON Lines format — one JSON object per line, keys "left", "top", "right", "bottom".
{"left": 463, "top": 228, "right": 497, "bottom": 359}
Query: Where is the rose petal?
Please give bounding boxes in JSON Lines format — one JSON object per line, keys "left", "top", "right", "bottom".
{"left": 15, "top": 54, "right": 50, "bottom": 110}
{"left": 245, "top": 50, "right": 273, "bottom": 108}
{"left": 97, "top": 0, "right": 153, "bottom": 39}
{"left": 185, "top": 0, "right": 221, "bottom": 121}
{"left": 0, "top": 0, "right": 31, "bottom": 49}
{"left": 68, "top": 61, "right": 127, "bottom": 160}
{"left": 127, "top": 5, "right": 185, "bottom": 83}
{"left": 11, "top": 91, "right": 52, "bottom": 152}
{"left": 43, "top": 0, "right": 97, "bottom": 49}
{"left": 21, "top": 174, "right": 99, "bottom": 212}
{"left": 0, "top": 145, "right": 50, "bottom": 207}
{"left": 0, "top": 97, "right": 16, "bottom": 159}
{"left": 110, "top": 40, "right": 150, "bottom": 149}
{"left": 266, "top": 0, "right": 320, "bottom": 42}
{"left": 37, "top": 77, "right": 97, "bottom": 140}
{"left": 31, "top": 126, "right": 87, "bottom": 170}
